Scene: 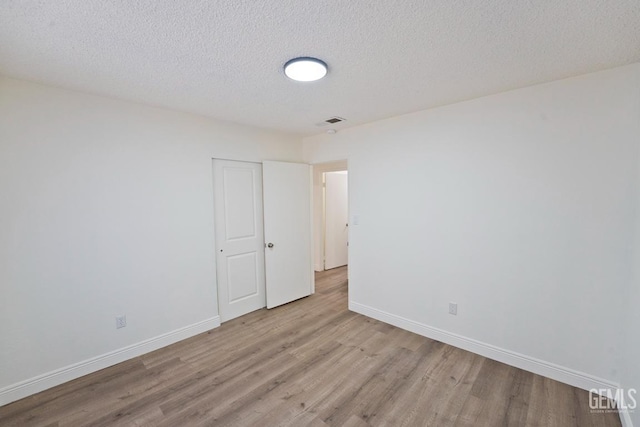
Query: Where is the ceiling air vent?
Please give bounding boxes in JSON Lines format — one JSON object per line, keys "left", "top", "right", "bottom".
{"left": 315, "top": 117, "right": 346, "bottom": 127}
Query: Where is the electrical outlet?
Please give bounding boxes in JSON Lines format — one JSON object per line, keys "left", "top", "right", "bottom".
{"left": 449, "top": 302, "right": 458, "bottom": 316}
{"left": 116, "top": 315, "right": 127, "bottom": 329}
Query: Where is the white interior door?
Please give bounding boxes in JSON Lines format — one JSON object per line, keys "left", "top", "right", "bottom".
{"left": 213, "top": 159, "right": 266, "bottom": 322}
{"left": 263, "top": 161, "right": 313, "bottom": 309}
{"left": 324, "top": 171, "right": 349, "bottom": 269}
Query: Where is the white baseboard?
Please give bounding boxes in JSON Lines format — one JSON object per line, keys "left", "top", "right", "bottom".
{"left": 349, "top": 301, "right": 618, "bottom": 393}
{"left": 0, "top": 316, "right": 220, "bottom": 407}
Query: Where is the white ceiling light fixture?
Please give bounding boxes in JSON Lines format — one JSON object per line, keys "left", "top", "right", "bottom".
{"left": 284, "top": 57, "right": 328, "bottom": 82}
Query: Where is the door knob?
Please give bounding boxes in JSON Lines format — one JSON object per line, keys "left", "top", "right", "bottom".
{"left": 267, "top": 243, "right": 274, "bottom": 248}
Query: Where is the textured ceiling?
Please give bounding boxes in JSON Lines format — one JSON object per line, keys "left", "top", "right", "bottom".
{"left": 1, "top": 1, "right": 640, "bottom": 135}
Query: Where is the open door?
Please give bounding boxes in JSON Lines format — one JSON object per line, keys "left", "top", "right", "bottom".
{"left": 263, "top": 161, "right": 313, "bottom": 309}
{"left": 324, "top": 171, "right": 349, "bottom": 269}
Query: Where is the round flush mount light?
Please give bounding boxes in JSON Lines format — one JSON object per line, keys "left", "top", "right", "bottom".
{"left": 284, "top": 57, "right": 327, "bottom": 82}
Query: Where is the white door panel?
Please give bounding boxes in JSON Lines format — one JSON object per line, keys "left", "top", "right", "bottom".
{"left": 263, "top": 161, "right": 313, "bottom": 309}
{"left": 213, "top": 159, "right": 266, "bottom": 322}
{"left": 324, "top": 171, "right": 348, "bottom": 269}
{"left": 223, "top": 167, "right": 258, "bottom": 240}
{"left": 226, "top": 252, "right": 259, "bottom": 301}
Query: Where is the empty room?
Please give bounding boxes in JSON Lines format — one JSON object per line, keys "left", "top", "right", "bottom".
{"left": 1, "top": 1, "right": 640, "bottom": 426}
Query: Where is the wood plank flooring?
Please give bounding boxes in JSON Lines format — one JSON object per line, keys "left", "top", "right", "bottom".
{"left": 0, "top": 267, "right": 621, "bottom": 426}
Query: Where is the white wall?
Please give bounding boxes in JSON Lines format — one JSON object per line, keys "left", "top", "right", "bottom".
{"left": 304, "top": 63, "right": 640, "bottom": 394}
{"left": 623, "top": 280, "right": 640, "bottom": 426}
{"left": 0, "top": 77, "right": 302, "bottom": 404}
{"left": 623, "top": 124, "right": 640, "bottom": 426}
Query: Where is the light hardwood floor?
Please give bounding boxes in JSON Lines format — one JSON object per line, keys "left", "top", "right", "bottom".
{"left": 0, "top": 267, "right": 621, "bottom": 426}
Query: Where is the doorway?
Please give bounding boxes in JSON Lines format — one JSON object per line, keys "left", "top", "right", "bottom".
{"left": 324, "top": 171, "right": 348, "bottom": 270}
{"left": 312, "top": 161, "right": 348, "bottom": 272}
